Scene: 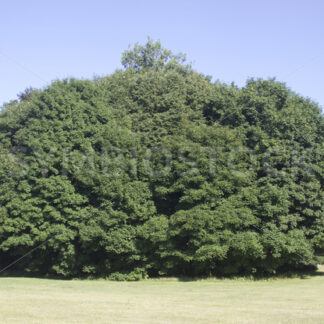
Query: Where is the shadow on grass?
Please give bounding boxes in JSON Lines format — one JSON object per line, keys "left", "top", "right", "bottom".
{"left": 0, "top": 270, "right": 71, "bottom": 281}
{"left": 307, "top": 265, "right": 324, "bottom": 277}
{"left": 176, "top": 265, "right": 324, "bottom": 282}
{"left": 1, "top": 265, "right": 324, "bottom": 282}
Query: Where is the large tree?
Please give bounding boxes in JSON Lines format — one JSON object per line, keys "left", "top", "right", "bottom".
{"left": 0, "top": 40, "right": 323, "bottom": 279}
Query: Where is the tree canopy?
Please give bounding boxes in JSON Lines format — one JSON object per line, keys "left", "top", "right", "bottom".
{"left": 0, "top": 40, "right": 323, "bottom": 279}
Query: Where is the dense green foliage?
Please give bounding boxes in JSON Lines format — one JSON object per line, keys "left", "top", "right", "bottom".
{"left": 0, "top": 40, "right": 323, "bottom": 278}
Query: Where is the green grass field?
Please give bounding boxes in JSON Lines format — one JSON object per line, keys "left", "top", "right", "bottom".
{"left": 1, "top": 266, "right": 323, "bottom": 323}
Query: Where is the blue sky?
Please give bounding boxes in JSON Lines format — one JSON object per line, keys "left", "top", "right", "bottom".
{"left": 1, "top": 0, "right": 323, "bottom": 109}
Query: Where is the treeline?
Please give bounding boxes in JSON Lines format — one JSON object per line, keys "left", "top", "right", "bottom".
{"left": 0, "top": 40, "right": 323, "bottom": 279}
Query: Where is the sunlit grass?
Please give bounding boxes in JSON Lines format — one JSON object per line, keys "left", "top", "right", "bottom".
{"left": 0, "top": 266, "right": 323, "bottom": 323}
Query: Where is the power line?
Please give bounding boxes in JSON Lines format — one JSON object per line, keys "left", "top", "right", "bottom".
{"left": 0, "top": 49, "right": 47, "bottom": 83}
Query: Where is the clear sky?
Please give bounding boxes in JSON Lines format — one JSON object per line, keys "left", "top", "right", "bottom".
{"left": 1, "top": 0, "right": 323, "bottom": 109}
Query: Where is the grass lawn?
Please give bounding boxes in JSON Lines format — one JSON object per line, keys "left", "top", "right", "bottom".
{"left": 0, "top": 266, "right": 323, "bottom": 323}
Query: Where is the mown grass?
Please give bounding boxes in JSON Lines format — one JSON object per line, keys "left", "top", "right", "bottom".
{"left": 0, "top": 266, "right": 323, "bottom": 323}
